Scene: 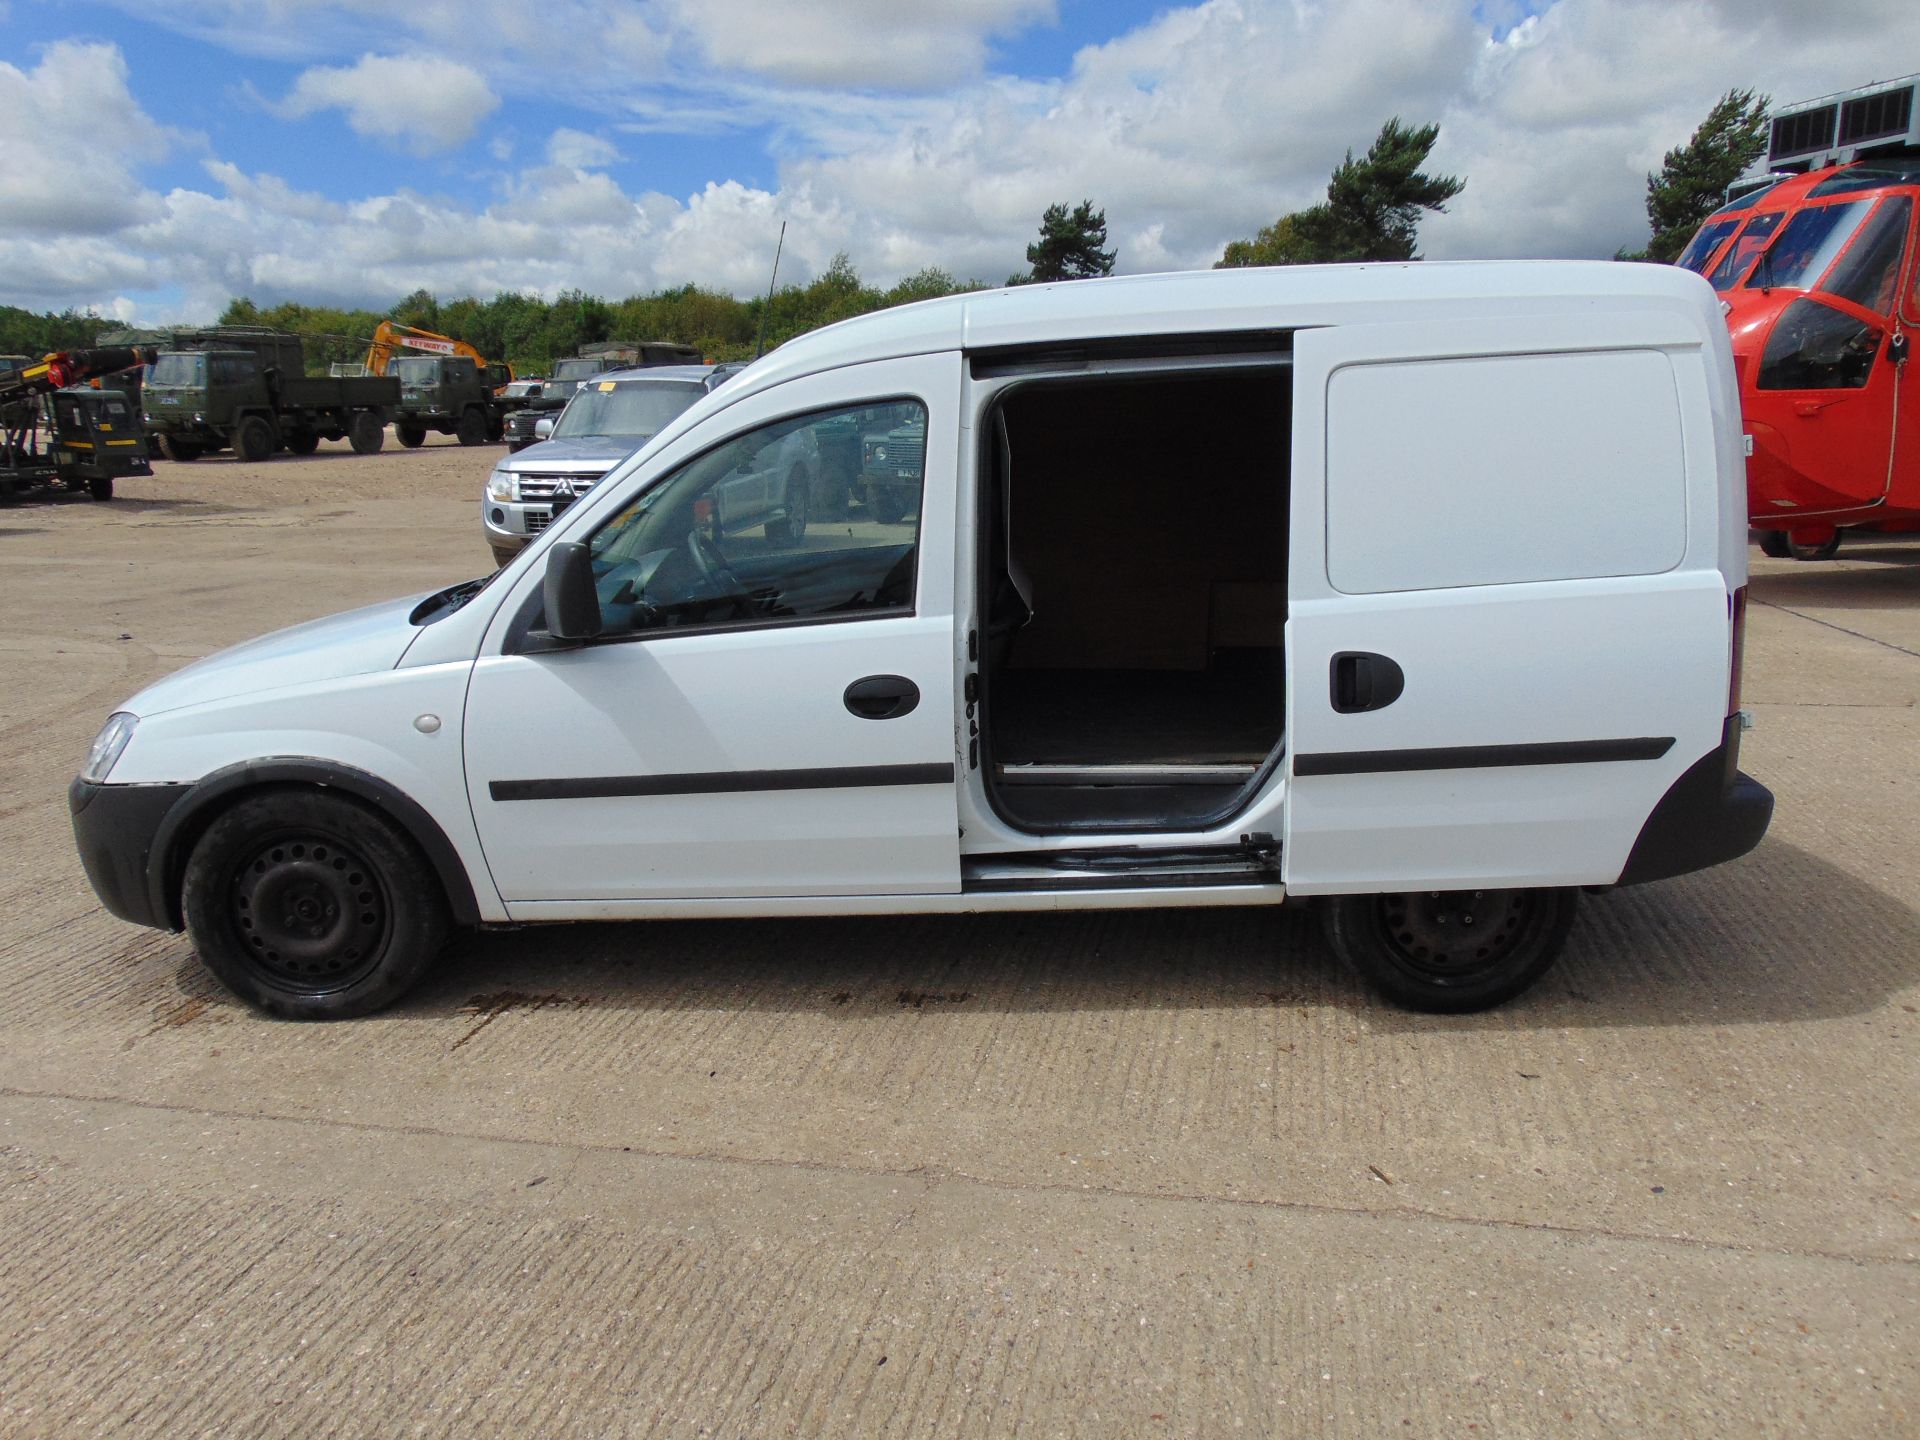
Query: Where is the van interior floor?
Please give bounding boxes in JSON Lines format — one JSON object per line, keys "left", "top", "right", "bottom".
{"left": 991, "top": 654, "right": 1283, "bottom": 768}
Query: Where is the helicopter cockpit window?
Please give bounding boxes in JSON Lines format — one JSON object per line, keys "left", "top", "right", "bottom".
{"left": 1754, "top": 201, "right": 1872, "bottom": 291}
{"left": 1757, "top": 299, "right": 1883, "bottom": 391}
{"left": 1820, "top": 196, "right": 1911, "bottom": 314}
{"left": 1677, "top": 218, "right": 1740, "bottom": 276}
{"left": 1707, "top": 212, "right": 1782, "bottom": 290}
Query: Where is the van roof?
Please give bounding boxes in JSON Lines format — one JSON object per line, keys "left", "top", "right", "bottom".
{"left": 723, "top": 261, "right": 1718, "bottom": 403}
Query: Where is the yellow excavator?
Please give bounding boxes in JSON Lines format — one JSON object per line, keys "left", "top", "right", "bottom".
{"left": 360, "top": 322, "right": 517, "bottom": 448}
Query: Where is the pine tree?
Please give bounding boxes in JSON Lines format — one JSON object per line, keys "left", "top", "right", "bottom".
{"left": 1639, "top": 89, "right": 1771, "bottom": 263}
{"left": 1218, "top": 118, "right": 1464, "bottom": 267}
{"left": 1017, "top": 201, "right": 1117, "bottom": 283}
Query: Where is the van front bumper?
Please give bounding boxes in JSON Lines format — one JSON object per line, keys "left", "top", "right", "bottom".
{"left": 1616, "top": 717, "right": 1773, "bottom": 886}
{"left": 69, "top": 777, "right": 192, "bottom": 930}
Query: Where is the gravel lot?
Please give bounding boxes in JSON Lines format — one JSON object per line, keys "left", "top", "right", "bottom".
{"left": 2, "top": 434, "right": 1916, "bottom": 1437}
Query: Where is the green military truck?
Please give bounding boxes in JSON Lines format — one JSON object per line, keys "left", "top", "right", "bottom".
{"left": 143, "top": 327, "right": 400, "bottom": 462}
{"left": 392, "top": 355, "right": 515, "bottom": 448}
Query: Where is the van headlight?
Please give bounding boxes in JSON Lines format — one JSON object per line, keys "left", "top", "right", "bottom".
{"left": 486, "top": 468, "right": 518, "bottom": 503}
{"left": 81, "top": 712, "right": 138, "bottom": 783}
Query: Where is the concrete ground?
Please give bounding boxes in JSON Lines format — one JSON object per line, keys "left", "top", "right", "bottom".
{"left": 0, "top": 437, "right": 1915, "bottom": 1437}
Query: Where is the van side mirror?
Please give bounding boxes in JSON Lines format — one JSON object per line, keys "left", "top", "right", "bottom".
{"left": 544, "top": 541, "right": 603, "bottom": 643}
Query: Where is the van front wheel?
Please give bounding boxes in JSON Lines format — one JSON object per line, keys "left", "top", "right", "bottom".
{"left": 182, "top": 790, "right": 450, "bottom": 1020}
{"left": 1321, "top": 886, "right": 1577, "bottom": 1013}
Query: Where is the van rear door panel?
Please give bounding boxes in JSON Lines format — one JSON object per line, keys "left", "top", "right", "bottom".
{"left": 1284, "top": 314, "right": 1731, "bottom": 895}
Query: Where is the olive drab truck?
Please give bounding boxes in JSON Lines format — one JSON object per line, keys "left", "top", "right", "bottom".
{"left": 142, "top": 327, "right": 400, "bottom": 462}
{"left": 360, "top": 322, "right": 516, "bottom": 448}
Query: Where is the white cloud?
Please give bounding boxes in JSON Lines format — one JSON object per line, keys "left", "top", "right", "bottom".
{"left": 0, "top": 42, "right": 171, "bottom": 236}
{"left": 546, "top": 127, "right": 621, "bottom": 168}
{"left": 665, "top": 0, "right": 1056, "bottom": 89}
{"left": 276, "top": 53, "right": 500, "bottom": 155}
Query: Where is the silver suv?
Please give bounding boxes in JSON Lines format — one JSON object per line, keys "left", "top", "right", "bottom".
{"left": 482, "top": 365, "right": 741, "bottom": 566}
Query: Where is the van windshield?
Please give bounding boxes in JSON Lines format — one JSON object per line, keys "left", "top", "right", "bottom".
{"left": 148, "top": 353, "right": 205, "bottom": 387}
{"left": 554, "top": 381, "right": 704, "bottom": 439}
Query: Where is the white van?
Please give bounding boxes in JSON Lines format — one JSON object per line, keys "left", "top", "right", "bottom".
{"left": 70, "top": 264, "right": 1772, "bottom": 1019}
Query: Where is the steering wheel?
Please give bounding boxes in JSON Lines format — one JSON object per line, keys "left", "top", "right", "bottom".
{"left": 686, "top": 526, "right": 744, "bottom": 597}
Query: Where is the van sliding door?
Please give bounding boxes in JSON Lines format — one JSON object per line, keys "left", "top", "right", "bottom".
{"left": 1282, "top": 314, "right": 1732, "bottom": 894}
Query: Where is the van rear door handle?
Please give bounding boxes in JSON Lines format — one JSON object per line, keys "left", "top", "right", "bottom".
{"left": 845, "top": 675, "right": 920, "bottom": 720}
{"left": 1330, "top": 652, "right": 1404, "bottom": 714}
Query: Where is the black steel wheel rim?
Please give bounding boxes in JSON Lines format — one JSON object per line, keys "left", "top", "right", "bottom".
{"left": 228, "top": 832, "right": 391, "bottom": 994}
{"left": 1373, "top": 889, "right": 1540, "bottom": 988}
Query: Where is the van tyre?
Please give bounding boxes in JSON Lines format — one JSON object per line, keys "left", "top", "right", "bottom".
{"left": 1788, "top": 533, "right": 1842, "bottom": 561}
{"left": 1756, "top": 529, "right": 1790, "bottom": 558}
{"left": 348, "top": 412, "right": 385, "bottom": 454}
{"left": 182, "top": 789, "right": 450, "bottom": 1020}
{"left": 455, "top": 408, "right": 488, "bottom": 447}
{"left": 396, "top": 420, "right": 427, "bottom": 448}
{"left": 233, "top": 416, "right": 276, "bottom": 463}
{"left": 1320, "top": 887, "right": 1578, "bottom": 1013}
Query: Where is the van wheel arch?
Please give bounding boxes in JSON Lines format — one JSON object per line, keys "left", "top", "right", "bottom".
{"left": 151, "top": 760, "right": 483, "bottom": 930}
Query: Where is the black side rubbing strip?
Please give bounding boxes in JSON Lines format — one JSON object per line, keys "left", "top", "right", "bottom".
{"left": 1293, "top": 737, "right": 1674, "bottom": 778}
{"left": 491, "top": 763, "right": 955, "bottom": 802}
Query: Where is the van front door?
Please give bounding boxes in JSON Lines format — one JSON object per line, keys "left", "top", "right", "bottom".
{"left": 463, "top": 355, "right": 961, "bottom": 908}
{"left": 1282, "top": 314, "right": 1733, "bottom": 895}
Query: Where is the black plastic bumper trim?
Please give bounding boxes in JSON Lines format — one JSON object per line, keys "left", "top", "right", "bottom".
{"left": 1616, "top": 717, "right": 1772, "bottom": 886}
{"left": 69, "top": 778, "right": 192, "bottom": 930}
{"left": 490, "top": 763, "right": 956, "bottom": 803}
{"left": 1293, "top": 736, "right": 1674, "bottom": 777}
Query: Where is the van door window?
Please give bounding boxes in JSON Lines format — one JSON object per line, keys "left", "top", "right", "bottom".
{"left": 582, "top": 399, "right": 926, "bottom": 637}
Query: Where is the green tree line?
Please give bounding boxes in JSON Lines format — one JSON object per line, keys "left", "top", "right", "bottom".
{"left": 211, "top": 257, "right": 980, "bottom": 375}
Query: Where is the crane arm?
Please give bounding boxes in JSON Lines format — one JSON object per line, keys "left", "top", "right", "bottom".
{"left": 0, "top": 348, "right": 151, "bottom": 406}
{"left": 362, "top": 321, "right": 511, "bottom": 381}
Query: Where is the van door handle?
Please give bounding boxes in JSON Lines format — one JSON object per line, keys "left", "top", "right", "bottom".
{"left": 844, "top": 675, "right": 921, "bottom": 720}
{"left": 1330, "top": 652, "right": 1404, "bottom": 714}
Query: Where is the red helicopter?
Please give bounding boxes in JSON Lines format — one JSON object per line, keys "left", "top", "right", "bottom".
{"left": 1676, "top": 76, "right": 1918, "bottom": 559}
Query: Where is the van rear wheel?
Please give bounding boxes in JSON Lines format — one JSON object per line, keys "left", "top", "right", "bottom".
{"left": 182, "top": 790, "right": 450, "bottom": 1020}
{"left": 1321, "top": 887, "right": 1577, "bottom": 1013}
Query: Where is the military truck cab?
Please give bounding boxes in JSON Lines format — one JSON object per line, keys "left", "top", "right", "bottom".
{"left": 47, "top": 388, "right": 151, "bottom": 499}
{"left": 392, "top": 355, "right": 514, "bottom": 448}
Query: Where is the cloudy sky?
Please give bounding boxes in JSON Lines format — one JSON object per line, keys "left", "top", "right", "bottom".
{"left": 5, "top": 0, "right": 1917, "bottom": 323}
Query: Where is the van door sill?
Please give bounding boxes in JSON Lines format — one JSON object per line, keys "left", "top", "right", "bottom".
{"left": 963, "top": 842, "right": 1279, "bottom": 893}
{"left": 996, "top": 762, "right": 1256, "bottom": 787}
